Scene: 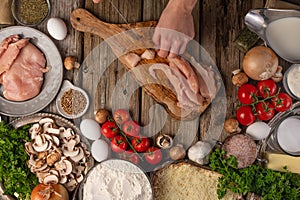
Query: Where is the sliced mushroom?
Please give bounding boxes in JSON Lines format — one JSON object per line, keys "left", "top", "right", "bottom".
{"left": 36, "top": 159, "right": 46, "bottom": 168}
{"left": 60, "top": 128, "right": 74, "bottom": 139}
{"left": 33, "top": 140, "right": 49, "bottom": 152}
{"left": 60, "top": 160, "right": 73, "bottom": 176}
{"left": 35, "top": 163, "right": 48, "bottom": 172}
{"left": 39, "top": 117, "right": 54, "bottom": 125}
{"left": 47, "top": 151, "right": 62, "bottom": 166}
{"left": 25, "top": 142, "right": 37, "bottom": 155}
{"left": 65, "top": 140, "right": 77, "bottom": 151}
{"left": 52, "top": 135, "right": 60, "bottom": 146}
{"left": 37, "top": 151, "right": 48, "bottom": 159}
{"left": 70, "top": 147, "right": 84, "bottom": 163}
{"left": 62, "top": 145, "right": 80, "bottom": 157}
{"left": 60, "top": 175, "right": 68, "bottom": 184}
{"left": 76, "top": 174, "right": 84, "bottom": 183}
{"left": 49, "top": 169, "right": 60, "bottom": 177}
{"left": 43, "top": 174, "right": 59, "bottom": 185}
{"left": 29, "top": 123, "right": 42, "bottom": 139}
{"left": 34, "top": 134, "right": 46, "bottom": 146}
{"left": 64, "top": 179, "right": 77, "bottom": 191}
{"left": 46, "top": 127, "right": 60, "bottom": 135}
{"left": 28, "top": 155, "right": 37, "bottom": 166}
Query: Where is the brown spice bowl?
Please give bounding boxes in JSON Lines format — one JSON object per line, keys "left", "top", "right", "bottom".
{"left": 56, "top": 80, "right": 89, "bottom": 119}
{"left": 11, "top": 0, "right": 51, "bottom": 27}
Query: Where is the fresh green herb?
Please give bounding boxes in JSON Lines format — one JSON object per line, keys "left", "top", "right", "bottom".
{"left": 210, "top": 149, "right": 300, "bottom": 200}
{"left": 0, "top": 121, "right": 38, "bottom": 200}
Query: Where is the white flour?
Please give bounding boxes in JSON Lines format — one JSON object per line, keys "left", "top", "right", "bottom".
{"left": 83, "top": 159, "right": 152, "bottom": 200}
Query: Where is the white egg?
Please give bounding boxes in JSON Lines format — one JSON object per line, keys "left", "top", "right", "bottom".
{"left": 80, "top": 119, "right": 101, "bottom": 140}
{"left": 246, "top": 121, "right": 271, "bottom": 140}
{"left": 91, "top": 139, "right": 109, "bottom": 162}
{"left": 47, "top": 18, "right": 67, "bottom": 40}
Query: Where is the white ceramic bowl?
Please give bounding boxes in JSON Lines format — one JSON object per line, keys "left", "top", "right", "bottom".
{"left": 56, "top": 80, "right": 89, "bottom": 119}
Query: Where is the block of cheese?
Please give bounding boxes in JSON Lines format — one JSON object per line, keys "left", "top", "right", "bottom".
{"left": 265, "top": 152, "right": 300, "bottom": 173}
{"left": 153, "top": 162, "right": 238, "bottom": 200}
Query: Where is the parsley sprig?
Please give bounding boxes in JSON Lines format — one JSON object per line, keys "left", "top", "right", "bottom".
{"left": 210, "top": 149, "right": 300, "bottom": 200}
{"left": 0, "top": 121, "right": 38, "bottom": 200}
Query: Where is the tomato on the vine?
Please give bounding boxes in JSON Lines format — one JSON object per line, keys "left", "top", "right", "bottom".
{"left": 271, "top": 93, "right": 292, "bottom": 112}
{"left": 255, "top": 101, "right": 275, "bottom": 121}
{"left": 144, "top": 147, "right": 162, "bottom": 165}
{"left": 131, "top": 136, "right": 150, "bottom": 152}
{"left": 257, "top": 79, "right": 277, "bottom": 98}
{"left": 236, "top": 106, "right": 256, "bottom": 126}
{"left": 121, "top": 150, "right": 139, "bottom": 164}
{"left": 122, "top": 120, "right": 140, "bottom": 137}
{"left": 238, "top": 84, "right": 258, "bottom": 104}
{"left": 110, "top": 135, "right": 128, "bottom": 153}
{"left": 101, "top": 121, "right": 119, "bottom": 138}
{"left": 113, "top": 109, "right": 130, "bottom": 125}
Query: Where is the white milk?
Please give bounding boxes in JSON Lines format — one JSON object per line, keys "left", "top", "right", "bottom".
{"left": 266, "top": 17, "right": 300, "bottom": 61}
{"left": 277, "top": 117, "right": 300, "bottom": 154}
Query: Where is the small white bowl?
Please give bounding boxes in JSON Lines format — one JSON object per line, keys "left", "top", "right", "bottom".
{"left": 56, "top": 80, "right": 89, "bottom": 119}
{"left": 283, "top": 64, "right": 300, "bottom": 101}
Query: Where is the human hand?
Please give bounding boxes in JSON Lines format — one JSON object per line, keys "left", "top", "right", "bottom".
{"left": 93, "top": 0, "right": 101, "bottom": 3}
{"left": 153, "top": 0, "right": 196, "bottom": 58}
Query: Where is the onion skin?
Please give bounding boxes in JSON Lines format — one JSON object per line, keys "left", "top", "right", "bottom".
{"left": 242, "top": 46, "right": 278, "bottom": 80}
{"left": 31, "top": 184, "right": 69, "bottom": 200}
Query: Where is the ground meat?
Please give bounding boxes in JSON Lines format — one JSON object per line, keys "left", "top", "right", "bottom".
{"left": 222, "top": 134, "right": 257, "bottom": 168}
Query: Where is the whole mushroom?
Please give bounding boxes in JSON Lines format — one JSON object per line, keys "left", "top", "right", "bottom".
{"left": 169, "top": 144, "right": 186, "bottom": 160}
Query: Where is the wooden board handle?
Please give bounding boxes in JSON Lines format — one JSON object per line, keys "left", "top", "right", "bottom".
{"left": 71, "top": 8, "right": 123, "bottom": 39}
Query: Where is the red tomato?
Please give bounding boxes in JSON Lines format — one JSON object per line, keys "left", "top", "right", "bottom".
{"left": 110, "top": 135, "right": 128, "bottom": 153}
{"left": 122, "top": 120, "right": 140, "bottom": 137}
{"left": 238, "top": 84, "right": 258, "bottom": 104}
{"left": 121, "top": 150, "right": 139, "bottom": 164}
{"left": 236, "top": 106, "right": 256, "bottom": 126}
{"left": 101, "top": 121, "right": 119, "bottom": 138}
{"left": 144, "top": 147, "right": 162, "bottom": 165}
{"left": 255, "top": 101, "right": 275, "bottom": 121}
{"left": 131, "top": 136, "right": 151, "bottom": 152}
{"left": 271, "top": 93, "right": 292, "bottom": 112}
{"left": 257, "top": 79, "right": 277, "bottom": 98}
{"left": 113, "top": 109, "right": 130, "bottom": 124}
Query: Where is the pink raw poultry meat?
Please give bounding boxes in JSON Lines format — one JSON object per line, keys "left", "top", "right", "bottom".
{"left": 0, "top": 35, "right": 47, "bottom": 101}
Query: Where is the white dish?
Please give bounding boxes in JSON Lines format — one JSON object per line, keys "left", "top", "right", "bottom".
{"left": 0, "top": 26, "right": 63, "bottom": 117}
{"left": 77, "top": 159, "right": 153, "bottom": 200}
{"left": 56, "top": 80, "right": 89, "bottom": 119}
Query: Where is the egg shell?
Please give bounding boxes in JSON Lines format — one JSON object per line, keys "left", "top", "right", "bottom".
{"left": 47, "top": 18, "right": 67, "bottom": 40}
{"left": 246, "top": 121, "right": 271, "bottom": 140}
{"left": 91, "top": 139, "right": 109, "bottom": 162}
{"left": 80, "top": 119, "right": 101, "bottom": 140}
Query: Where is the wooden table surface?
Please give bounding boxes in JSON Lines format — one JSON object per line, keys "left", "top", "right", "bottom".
{"left": 1, "top": 0, "right": 292, "bottom": 147}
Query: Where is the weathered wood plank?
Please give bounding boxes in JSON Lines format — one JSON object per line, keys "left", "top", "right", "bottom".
{"left": 82, "top": 0, "right": 142, "bottom": 123}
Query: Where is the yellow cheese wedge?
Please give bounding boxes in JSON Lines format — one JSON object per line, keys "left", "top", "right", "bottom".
{"left": 265, "top": 152, "right": 300, "bottom": 173}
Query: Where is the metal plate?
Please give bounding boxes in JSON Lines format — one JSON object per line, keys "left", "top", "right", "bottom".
{"left": 0, "top": 26, "right": 63, "bottom": 117}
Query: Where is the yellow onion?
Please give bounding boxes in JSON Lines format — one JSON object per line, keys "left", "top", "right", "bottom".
{"left": 31, "top": 184, "right": 69, "bottom": 200}
{"left": 242, "top": 46, "right": 278, "bottom": 80}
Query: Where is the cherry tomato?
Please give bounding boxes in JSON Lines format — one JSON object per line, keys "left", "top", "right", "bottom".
{"left": 113, "top": 109, "right": 130, "bottom": 125}
{"left": 121, "top": 150, "right": 139, "bottom": 165}
{"left": 236, "top": 106, "right": 256, "bottom": 126}
{"left": 255, "top": 101, "right": 275, "bottom": 121}
{"left": 271, "top": 93, "right": 292, "bottom": 112}
{"left": 257, "top": 79, "right": 277, "bottom": 98}
{"left": 122, "top": 120, "right": 140, "bottom": 137}
{"left": 101, "top": 121, "right": 119, "bottom": 138}
{"left": 131, "top": 136, "right": 151, "bottom": 152}
{"left": 144, "top": 147, "right": 162, "bottom": 165}
{"left": 238, "top": 84, "right": 258, "bottom": 104}
{"left": 110, "top": 135, "right": 128, "bottom": 153}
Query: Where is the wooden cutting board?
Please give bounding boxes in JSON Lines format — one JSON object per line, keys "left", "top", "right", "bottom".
{"left": 71, "top": 8, "right": 217, "bottom": 120}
